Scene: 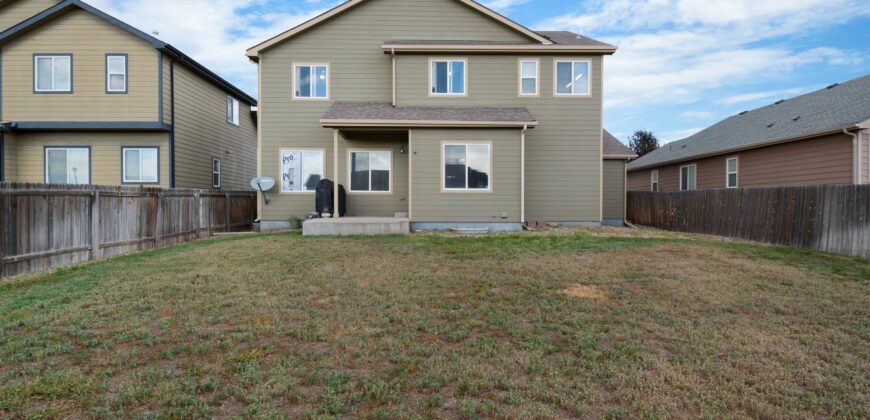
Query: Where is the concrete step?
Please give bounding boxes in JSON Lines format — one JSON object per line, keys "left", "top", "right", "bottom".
{"left": 302, "top": 217, "right": 411, "bottom": 236}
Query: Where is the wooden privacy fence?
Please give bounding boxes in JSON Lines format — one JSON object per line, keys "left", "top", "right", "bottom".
{"left": 627, "top": 185, "right": 870, "bottom": 258}
{"left": 0, "top": 182, "right": 257, "bottom": 279}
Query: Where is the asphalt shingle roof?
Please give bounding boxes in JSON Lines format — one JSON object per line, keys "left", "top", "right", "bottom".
{"left": 628, "top": 74, "right": 870, "bottom": 170}
{"left": 603, "top": 130, "right": 636, "bottom": 158}
{"left": 535, "top": 31, "right": 616, "bottom": 48}
{"left": 322, "top": 103, "right": 537, "bottom": 124}
{"left": 382, "top": 31, "right": 614, "bottom": 49}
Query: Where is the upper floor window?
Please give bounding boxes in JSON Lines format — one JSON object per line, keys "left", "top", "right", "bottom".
{"left": 34, "top": 55, "right": 72, "bottom": 93}
{"left": 45, "top": 147, "right": 89, "bottom": 184}
{"left": 519, "top": 59, "right": 539, "bottom": 96}
{"left": 106, "top": 54, "right": 127, "bottom": 93}
{"left": 227, "top": 96, "right": 240, "bottom": 126}
{"left": 651, "top": 170, "right": 659, "bottom": 192}
{"left": 294, "top": 64, "right": 329, "bottom": 99}
{"left": 680, "top": 164, "right": 697, "bottom": 191}
{"left": 430, "top": 59, "right": 466, "bottom": 96}
{"left": 444, "top": 143, "right": 490, "bottom": 191}
{"left": 555, "top": 60, "right": 590, "bottom": 96}
{"left": 727, "top": 157, "right": 739, "bottom": 188}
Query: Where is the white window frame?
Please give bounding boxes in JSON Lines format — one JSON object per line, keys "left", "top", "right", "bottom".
{"left": 280, "top": 149, "right": 325, "bottom": 193}
{"left": 212, "top": 157, "right": 221, "bottom": 188}
{"left": 651, "top": 170, "right": 659, "bottom": 192}
{"left": 553, "top": 59, "right": 591, "bottom": 97}
{"left": 122, "top": 147, "right": 159, "bottom": 184}
{"left": 227, "top": 96, "right": 240, "bottom": 126}
{"left": 429, "top": 58, "right": 468, "bottom": 97}
{"left": 518, "top": 58, "right": 539, "bottom": 97}
{"left": 34, "top": 54, "right": 72, "bottom": 93}
{"left": 726, "top": 157, "right": 739, "bottom": 188}
{"left": 680, "top": 164, "right": 697, "bottom": 191}
{"left": 441, "top": 142, "right": 492, "bottom": 192}
{"left": 292, "top": 63, "right": 330, "bottom": 100}
{"left": 106, "top": 54, "right": 127, "bottom": 93}
{"left": 44, "top": 147, "right": 89, "bottom": 184}
{"left": 348, "top": 150, "right": 393, "bottom": 193}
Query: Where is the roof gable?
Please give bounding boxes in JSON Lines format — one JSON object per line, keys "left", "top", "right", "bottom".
{"left": 247, "top": 0, "right": 552, "bottom": 58}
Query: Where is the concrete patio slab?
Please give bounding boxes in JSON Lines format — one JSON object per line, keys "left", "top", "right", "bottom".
{"left": 302, "top": 217, "right": 411, "bottom": 236}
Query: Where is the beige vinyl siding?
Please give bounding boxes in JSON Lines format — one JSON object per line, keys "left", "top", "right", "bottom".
{"left": 0, "top": 0, "right": 59, "bottom": 33}
{"left": 411, "top": 128, "right": 520, "bottom": 223}
{"left": 258, "top": 0, "right": 533, "bottom": 221}
{"left": 10, "top": 131, "right": 169, "bottom": 186}
{"left": 602, "top": 159, "right": 625, "bottom": 220}
{"left": 172, "top": 64, "right": 256, "bottom": 190}
{"left": 861, "top": 130, "right": 869, "bottom": 184}
{"left": 2, "top": 8, "right": 159, "bottom": 122}
{"left": 396, "top": 55, "right": 603, "bottom": 222}
{"left": 162, "top": 53, "right": 172, "bottom": 125}
{"left": 338, "top": 132, "right": 409, "bottom": 217}
{"left": 3, "top": 132, "right": 18, "bottom": 180}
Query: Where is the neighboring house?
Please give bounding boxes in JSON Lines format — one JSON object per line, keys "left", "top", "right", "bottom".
{"left": 627, "top": 74, "right": 870, "bottom": 192}
{"left": 602, "top": 130, "right": 636, "bottom": 225}
{"left": 0, "top": 0, "right": 257, "bottom": 190}
{"left": 246, "top": 0, "right": 617, "bottom": 231}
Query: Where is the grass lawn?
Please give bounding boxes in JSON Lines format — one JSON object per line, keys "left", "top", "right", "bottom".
{"left": 1, "top": 228, "right": 868, "bottom": 418}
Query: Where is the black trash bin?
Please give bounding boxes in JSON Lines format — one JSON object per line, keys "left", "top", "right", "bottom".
{"left": 315, "top": 179, "right": 346, "bottom": 217}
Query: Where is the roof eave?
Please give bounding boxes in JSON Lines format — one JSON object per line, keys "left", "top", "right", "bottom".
{"left": 381, "top": 44, "right": 617, "bottom": 54}
{"left": 604, "top": 154, "right": 637, "bottom": 160}
{"left": 627, "top": 125, "right": 861, "bottom": 172}
{"left": 321, "top": 119, "right": 538, "bottom": 128}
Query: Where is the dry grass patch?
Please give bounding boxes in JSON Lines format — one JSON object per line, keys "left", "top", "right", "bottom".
{"left": 0, "top": 229, "right": 867, "bottom": 418}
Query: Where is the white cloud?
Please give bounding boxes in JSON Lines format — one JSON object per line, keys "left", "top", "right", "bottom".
{"left": 660, "top": 127, "right": 704, "bottom": 143}
{"left": 481, "top": 0, "right": 530, "bottom": 11}
{"left": 540, "top": 0, "right": 869, "bottom": 110}
{"left": 680, "top": 110, "right": 715, "bottom": 120}
{"left": 716, "top": 85, "right": 820, "bottom": 106}
{"left": 87, "top": 0, "right": 335, "bottom": 96}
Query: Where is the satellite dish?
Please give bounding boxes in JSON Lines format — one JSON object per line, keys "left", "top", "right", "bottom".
{"left": 250, "top": 177, "right": 276, "bottom": 205}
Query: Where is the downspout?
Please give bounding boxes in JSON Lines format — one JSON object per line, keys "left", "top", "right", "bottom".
{"left": 391, "top": 48, "right": 396, "bottom": 106}
{"left": 521, "top": 124, "right": 527, "bottom": 228}
{"left": 169, "top": 59, "right": 176, "bottom": 188}
{"left": 844, "top": 128, "right": 858, "bottom": 184}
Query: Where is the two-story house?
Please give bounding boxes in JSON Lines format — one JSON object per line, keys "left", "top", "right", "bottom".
{"left": 246, "top": 0, "right": 618, "bottom": 231}
{"left": 0, "top": 0, "right": 258, "bottom": 190}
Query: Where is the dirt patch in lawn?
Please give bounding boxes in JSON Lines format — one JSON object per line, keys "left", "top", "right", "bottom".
{"left": 561, "top": 284, "right": 607, "bottom": 302}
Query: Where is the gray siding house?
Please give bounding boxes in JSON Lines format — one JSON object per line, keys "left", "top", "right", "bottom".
{"left": 246, "top": 0, "right": 617, "bottom": 230}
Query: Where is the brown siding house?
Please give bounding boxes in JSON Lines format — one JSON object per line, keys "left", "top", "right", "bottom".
{"left": 0, "top": 0, "right": 257, "bottom": 190}
{"left": 627, "top": 75, "right": 870, "bottom": 192}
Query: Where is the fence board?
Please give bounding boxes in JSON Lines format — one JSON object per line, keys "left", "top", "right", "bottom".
{"left": 627, "top": 185, "right": 870, "bottom": 258}
{"left": 0, "top": 182, "right": 256, "bottom": 279}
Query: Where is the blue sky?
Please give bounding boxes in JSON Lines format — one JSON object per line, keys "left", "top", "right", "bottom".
{"left": 90, "top": 0, "right": 870, "bottom": 144}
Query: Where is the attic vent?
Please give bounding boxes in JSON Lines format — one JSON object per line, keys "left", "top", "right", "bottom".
{"left": 792, "top": 116, "right": 801, "bottom": 122}
{"left": 766, "top": 123, "right": 775, "bottom": 128}
{"left": 739, "top": 111, "right": 749, "bottom": 116}
{"left": 681, "top": 145, "right": 687, "bottom": 148}
{"left": 775, "top": 100, "right": 785, "bottom": 105}
{"left": 827, "top": 83, "right": 839, "bottom": 89}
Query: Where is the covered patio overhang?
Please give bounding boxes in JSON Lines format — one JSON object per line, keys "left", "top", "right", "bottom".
{"left": 320, "top": 103, "right": 537, "bottom": 224}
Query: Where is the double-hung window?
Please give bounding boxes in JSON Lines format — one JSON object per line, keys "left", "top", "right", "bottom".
{"left": 443, "top": 143, "right": 491, "bottom": 191}
{"left": 350, "top": 151, "right": 391, "bottom": 192}
{"left": 122, "top": 147, "right": 159, "bottom": 184}
{"left": 519, "top": 59, "right": 539, "bottom": 96}
{"left": 281, "top": 150, "right": 324, "bottom": 192}
{"left": 555, "top": 60, "right": 590, "bottom": 96}
{"left": 212, "top": 158, "right": 221, "bottom": 188}
{"left": 431, "top": 59, "right": 466, "bottom": 96}
{"left": 651, "top": 170, "right": 659, "bottom": 192}
{"left": 34, "top": 55, "right": 72, "bottom": 93}
{"left": 680, "top": 164, "right": 697, "bottom": 191}
{"left": 45, "top": 147, "right": 89, "bottom": 184}
{"left": 726, "top": 157, "right": 739, "bottom": 188}
{"left": 106, "top": 54, "right": 127, "bottom": 93}
{"left": 227, "top": 96, "right": 240, "bottom": 126}
{"left": 294, "top": 64, "right": 329, "bottom": 99}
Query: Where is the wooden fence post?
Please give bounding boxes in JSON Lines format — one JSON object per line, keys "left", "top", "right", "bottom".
{"left": 155, "top": 192, "right": 164, "bottom": 248}
{"left": 225, "top": 193, "right": 231, "bottom": 232}
{"left": 0, "top": 190, "right": 6, "bottom": 280}
{"left": 89, "top": 191, "right": 101, "bottom": 261}
{"left": 193, "top": 192, "right": 201, "bottom": 238}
